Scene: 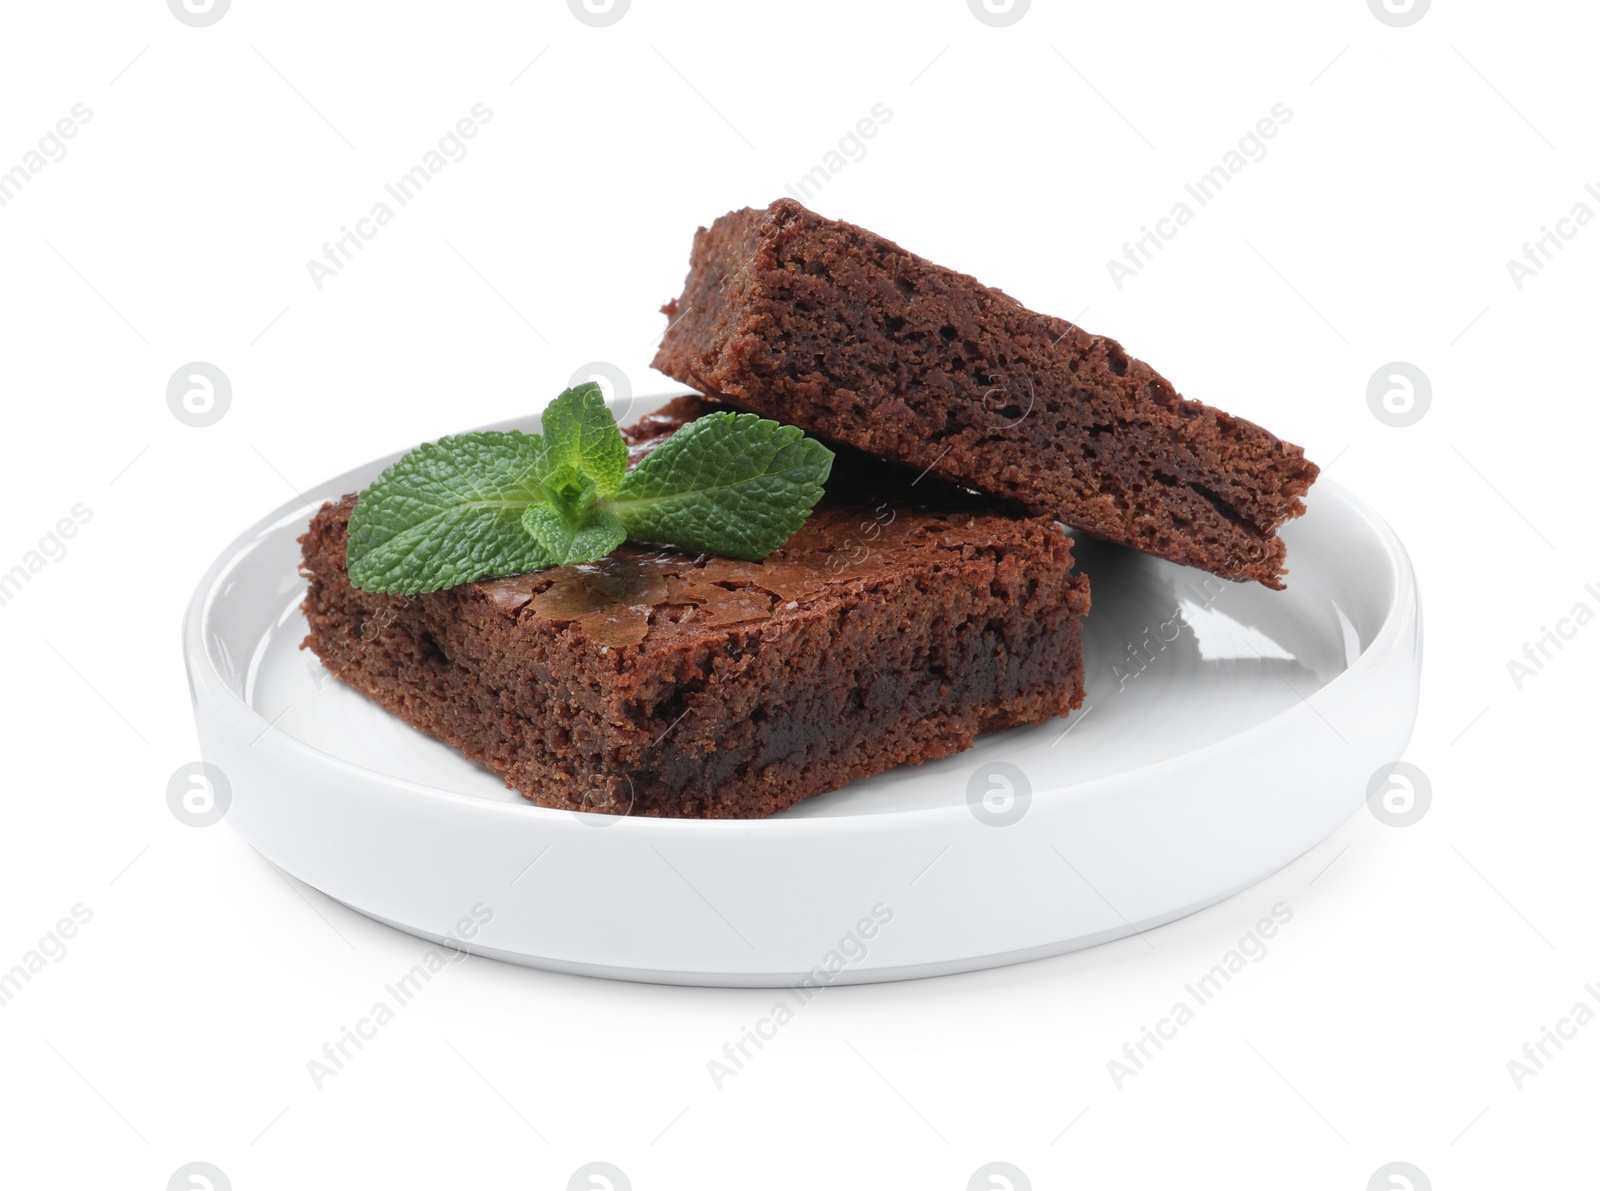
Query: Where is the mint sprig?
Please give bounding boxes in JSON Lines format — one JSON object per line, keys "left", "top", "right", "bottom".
{"left": 345, "top": 383, "right": 834, "bottom": 594}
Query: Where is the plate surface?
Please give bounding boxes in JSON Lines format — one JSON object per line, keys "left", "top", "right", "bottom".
{"left": 183, "top": 395, "right": 1421, "bottom": 986}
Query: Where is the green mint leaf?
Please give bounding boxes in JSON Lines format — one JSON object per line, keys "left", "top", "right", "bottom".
{"left": 606, "top": 411, "right": 833, "bottom": 560}
{"left": 522, "top": 504, "right": 627, "bottom": 567}
{"left": 539, "top": 382, "right": 628, "bottom": 497}
{"left": 346, "top": 431, "right": 555, "bottom": 594}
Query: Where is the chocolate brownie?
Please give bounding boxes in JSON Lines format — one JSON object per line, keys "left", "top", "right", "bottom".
{"left": 652, "top": 200, "right": 1319, "bottom": 588}
{"left": 298, "top": 397, "right": 1090, "bottom": 819}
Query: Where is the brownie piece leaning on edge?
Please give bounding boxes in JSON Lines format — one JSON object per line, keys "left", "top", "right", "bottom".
{"left": 298, "top": 396, "right": 1090, "bottom": 819}
{"left": 651, "top": 199, "right": 1319, "bottom": 588}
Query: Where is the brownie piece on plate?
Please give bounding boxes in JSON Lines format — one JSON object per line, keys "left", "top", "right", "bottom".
{"left": 652, "top": 199, "right": 1319, "bottom": 588}
{"left": 298, "top": 397, "right": 1090, "bottom": 819}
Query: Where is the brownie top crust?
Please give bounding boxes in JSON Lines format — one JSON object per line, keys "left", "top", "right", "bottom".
{"left": 318, "top": 395, "right": 1080, "bottom": 659}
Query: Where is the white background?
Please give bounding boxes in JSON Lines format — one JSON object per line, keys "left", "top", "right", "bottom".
{"left": 2, "top": 1, "right": 1596, "bottom": 1187}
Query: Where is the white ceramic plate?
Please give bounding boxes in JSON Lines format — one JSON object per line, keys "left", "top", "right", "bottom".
{"left": 183, "top": 395, "right": 1421, "bottom": 986}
